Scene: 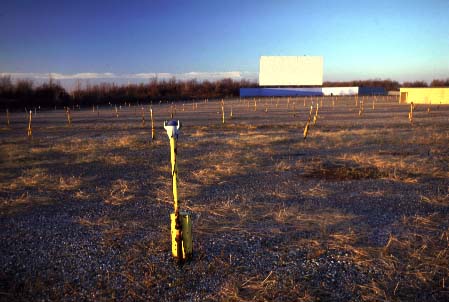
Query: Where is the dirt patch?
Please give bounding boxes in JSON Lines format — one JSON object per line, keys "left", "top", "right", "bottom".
{"left": 304, "top": 158, "right": 387, "bottom": 180}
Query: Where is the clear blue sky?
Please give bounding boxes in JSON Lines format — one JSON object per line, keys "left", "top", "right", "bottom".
{"left": 1, "top": 0, "right": 448, "bottom": 85}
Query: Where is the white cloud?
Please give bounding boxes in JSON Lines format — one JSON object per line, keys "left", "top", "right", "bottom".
{"left": 1, "top": 71, "right": 257, "bottom": 81}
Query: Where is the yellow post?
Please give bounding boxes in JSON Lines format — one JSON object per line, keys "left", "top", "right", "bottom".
{"left": 66, "top": 108, "right": 72, "bottom": 126}
{"left": 254, "top": 98, "right": 257, "bottom": 111}
{"left": 164, "top": 120, "right": 192, "bottom": 262}
{"left": 27, "top": 110, "right": 32, "bottom": 137}
{"left": 303, "top": 121, "right": 310, "bottom": 140}
{"left": 230, "top": 105, "right": 233, "bottom": 118}
{"left": 304, "top": 105, "right": 313, "bottom": 140}
{"left": 150, "top": 107, "right": 155, "bottom": 141}
{"left": 409, "top": 102, "right": 414, "bottom": 125}
{"left": 221, "top": 99, "right": 225, "bottom": 124}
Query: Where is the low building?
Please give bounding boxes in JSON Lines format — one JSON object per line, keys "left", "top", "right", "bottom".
{"left": 239, "top": 86, "right": 385, "bottom": 97}
{"left": 399, "top": 87, "right": 449, "bottom": 104}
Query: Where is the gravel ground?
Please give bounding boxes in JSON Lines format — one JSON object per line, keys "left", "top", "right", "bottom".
{"left": 1, "top": 97, "right": 448, "bottom": 301}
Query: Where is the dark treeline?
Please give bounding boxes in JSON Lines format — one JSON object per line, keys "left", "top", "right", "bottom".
{"left": 0, "top": 76, "right": 257, "bottom": 110}
{"left": 73, "top": 78, "right": 258, "bottom": 107}
{"left": 1, "top": 75, "right": 448, "bottom": 110}
{"left": 323, "top": 79, "right": 401, "bottom": 91}
{"left": 324, "top": 78, "right": 449, "bottom": 91}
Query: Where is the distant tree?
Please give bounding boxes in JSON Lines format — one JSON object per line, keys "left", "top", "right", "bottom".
{"left": 430, "top": 78, "right": 449, "bottom": 87}
{"left": 0, "top": 76, "right": 258, "bottom": 109}
{"left": 323, "top": 79, "right": 400, "bottom": 91}
{"left": 402, "top": 81, "right": 428, "bottom": 87}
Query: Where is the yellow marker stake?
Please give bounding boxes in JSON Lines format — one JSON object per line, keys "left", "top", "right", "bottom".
{"left": 230, "top": 105, "right": 233, "bottom": 118}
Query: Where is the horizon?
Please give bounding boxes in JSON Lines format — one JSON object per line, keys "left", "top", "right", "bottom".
{"left": 1, "top": 0, "right": 448, "bottom": 89}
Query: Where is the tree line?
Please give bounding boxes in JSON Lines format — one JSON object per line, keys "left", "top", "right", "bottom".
{"left": 0, "top": 76, "right": 257, "bottom": 110}
{"left": 1, "top": 75, "right": 448, "bottom": 110}
{"left": 323, "top": 78, "right": 449, "bottom": 91}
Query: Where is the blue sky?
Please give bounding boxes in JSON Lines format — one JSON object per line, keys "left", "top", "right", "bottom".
{"left": 1, "top": 0, "right": 448, "bottom": 87}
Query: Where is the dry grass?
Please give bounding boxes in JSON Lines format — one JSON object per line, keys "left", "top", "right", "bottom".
{"left": 1, "top": 98, "right": 448, "bottom": 301}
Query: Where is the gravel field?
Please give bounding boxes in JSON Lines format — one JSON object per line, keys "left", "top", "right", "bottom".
{"left": 1, "top": 96, "right": 448, "bottom": 301}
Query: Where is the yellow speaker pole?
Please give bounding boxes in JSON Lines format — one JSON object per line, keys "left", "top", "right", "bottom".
{"left": 221, "top": 99, "right": 225, "bottom": 124}
{"left": 164, "top": 120, "right": 192, "bottom": 263}
{"left": 304, "top": 105, "right": 313, "bottom": 140}
{"left": 27, "top": 110, "right": 32, "bottom": 137}
{"left": 313, "top": 103, "right": 319, "bottom": 125}
{"left": 6, "top": 109, "right": 10, "bottom": 127}
{"left": 66, "top": 108, "right": 72, "bottom": 126}
{"left": 150, "top": 107, "right": 155, "bottom": 141}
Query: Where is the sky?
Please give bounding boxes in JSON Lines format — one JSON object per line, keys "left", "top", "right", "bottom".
{"left": 1, "top": 0, "right": 448, "bottom": 89}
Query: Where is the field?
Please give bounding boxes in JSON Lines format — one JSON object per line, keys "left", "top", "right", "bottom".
{"left": 1, "top": 96, "right": 448, "bottom": 301}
